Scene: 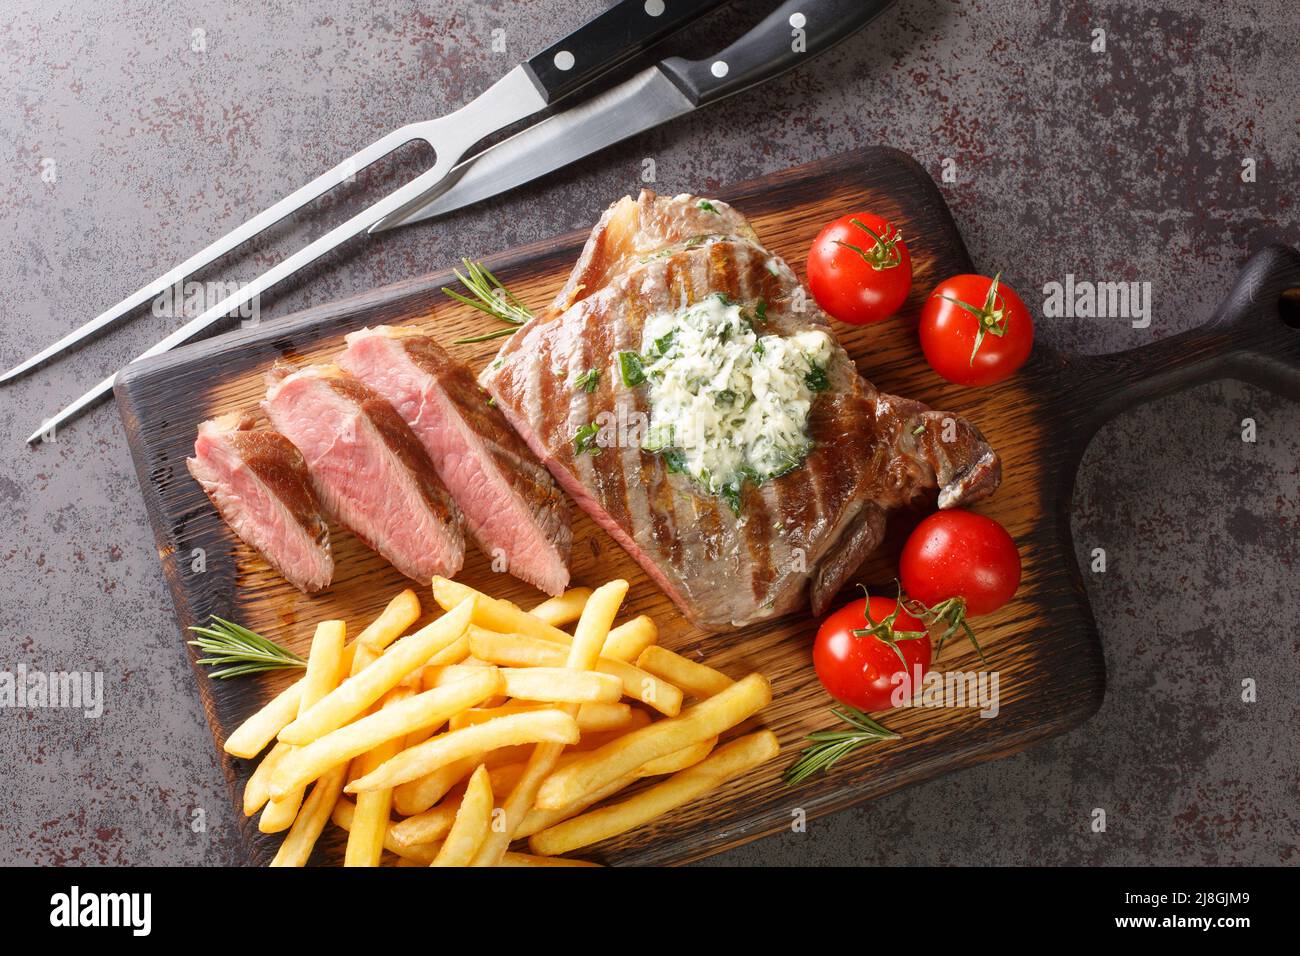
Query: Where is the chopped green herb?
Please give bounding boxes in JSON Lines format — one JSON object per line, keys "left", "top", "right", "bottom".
{"left": 698, "top": 199, "right": 720, "bottom": 214}
{"left": 573, "top": 422, "right": 601, "bottom": 456}
{"left": 650, "top": 329, "right": 676, "bottom": 358}
{"left": 721, "top": 478, "right": 744, "bottom": 515}
{"left": 912, "top": 424, "right": 926, "bottom": 436}
{"left": 573, "top": 368, "right": 600, "bottom": 393}
{"left": 618, "top": 351, "right": 646, "bottom": 387}
{"left": 805, "top": 363, "right": 831, "bottom": 392}
{"left": 660, "top": 447, "right": 688, "bottom": 474}
{"left": 641, "top": 423, "right": 674, "bottom": 453}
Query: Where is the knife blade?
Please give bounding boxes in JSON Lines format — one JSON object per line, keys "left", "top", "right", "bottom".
{"left": 370, "top": 0, "right": 897, "bottom": 233}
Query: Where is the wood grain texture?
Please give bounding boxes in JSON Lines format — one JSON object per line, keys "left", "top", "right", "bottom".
{"left": 114, "top": 147, "right": 1300, "bottom": 866}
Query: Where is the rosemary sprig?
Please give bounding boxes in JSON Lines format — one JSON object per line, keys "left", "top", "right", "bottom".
{"left": 187, "top": 616, "right": 305, "bottom": 679}
{"left": 444, "top": 259, "right": 534, "bottom": 344}
{"left": 783, "top": 706, "right": 900, "bottom": 784}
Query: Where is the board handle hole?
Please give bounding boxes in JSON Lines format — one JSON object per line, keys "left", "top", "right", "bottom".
{"left": 1280, "top": 288, "right": 1300, "bottom": 330}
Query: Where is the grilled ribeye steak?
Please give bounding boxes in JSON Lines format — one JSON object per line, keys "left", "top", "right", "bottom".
{"left": 339, "top": 326, "right": 572, "bottom": 595}
{"left": 186, "top": 412, "right": 333, "bottom": 593}
{"left": 264, "top": 364, "right": 465, "bottom": 583}
{"left": 482, "top": 190, "right": 1001, "bottom": 631}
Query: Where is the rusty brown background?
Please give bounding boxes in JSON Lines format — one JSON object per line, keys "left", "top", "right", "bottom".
{"left": 0, "top": 0, "right": 1295, "bottom": 865}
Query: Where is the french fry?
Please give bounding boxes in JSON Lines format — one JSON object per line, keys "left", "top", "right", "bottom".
{"left": 390, "top": 747, "right": 547, "bottom": 847}
{"left": 389, "top": 792, "right": 461, "bottom": 847}
{"left": 516, "top": 771, "right": 639, "bottom": 839}
{"left": 528, "top": 588, "right": 593, "bottom": 628}
{"left": 535, "top": 673, "right": 771, "bottom": 810}
{"left": 269, "top": 603, "right": 403, "bottom": 868}
{"left": 572, "top": 708, "right": 653, "bottom": 749}
{"left": 637, "top": 736, "right": 717, "bottom": 776}
{"left": 497, "top": 667, "right": 622, "bottom": 705}
{"left": 513, "top": 738, "right": 717, "bottom": 838}
{"left": 225, "top": 590, "right": 421, "bottom": 759}
{"left": 269, "top": 764, "right": 347, "bottom": 867}
{"left": 499, "top": 852, "right": 600, "bottom": 867}
{"left": 244, "top": 740, "right": 291, "bottom": 816}
{"left": 268, "top": 667, "right": 503, "bottom": 799}
{"left": 330, "top": 796, "right": 437, "bottom": 865}
{"left": 436, "top": 579, "right": 658, "bottom": 665}
{"left": 433, "top": 577, "right": 574, "bottom": 643}
{"left": 420, "top": 663, "right": 491, "bottom": 688}
{"left": 260, "top": 620, "right": 347, "bottom": 832}
{"left": 468, "top": 627, "right": 682, "bottom": 716}
{"left": 431, "top": 764, "right": 494, "bottom": 866}
{"left": 357, "top": 589, "right": 421, "bottom": 651}
{"left": 635, "top": 645, "right": 734, "bottom": 699}
{"left": 600, "top": 615, "right": 659, "bottom": 662}
{"left": 470, "top": 580, "right": 628, "bottom": 867}
{"left": 530, "top": 731, "right": 780, "bottom": 856}
{"left": 427, "top": 633, "right": 470, "bottom": 666}
{"left": 392, "top": 755, "right": 479, "bottom": 817}
{"left": 226, "top": 683, "right": 302, "bottom": 760}
{"left": 422, "top": 663, "right": 620, "bottom": 704}
{"left": 279, "top": 598, "right": 474, "bottom": 746}
{"left": 345, "top": 685, "right": 413, "bottom": 867}
{"left": 450, "top": 702, "right": 632, "bottom": 734}
{"left": 347, "top": 709, "right": 581, "bottom": 793}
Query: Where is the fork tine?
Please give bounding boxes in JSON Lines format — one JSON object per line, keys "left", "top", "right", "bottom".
{"left": 25, "top": 160, "right": 457, "bottom": 445}
{"left": 1, "top": 124, "right": 428, "bottom": 385}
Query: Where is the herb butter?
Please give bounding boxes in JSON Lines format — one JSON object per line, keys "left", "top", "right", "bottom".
{"left": 626, "top": 293, "right": 832, "bottom": 511}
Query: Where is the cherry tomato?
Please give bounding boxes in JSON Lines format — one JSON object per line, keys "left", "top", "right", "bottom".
{"left": 920, "top": 273, "right": 1033, "bottom": 386}
{"left": 812, "top": 595, "right": 932, "bottom": 711}
{"left": 807, "top": 212, "right": 912, "bottom": 325}
{"left": 900, "top": 510, "right": 1021, "bottom": 616}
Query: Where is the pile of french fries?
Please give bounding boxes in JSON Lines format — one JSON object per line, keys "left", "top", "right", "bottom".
{"left": 227, "top": 577, "right": 778, "bottom": 866}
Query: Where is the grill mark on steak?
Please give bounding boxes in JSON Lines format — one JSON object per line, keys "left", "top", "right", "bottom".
{"left": 581, "top": 300, "right": 636, "bottom": 540}
{"left": 551, "top": 189, "right": 757, "bottom": 316}
{"left": 482, "top": 192, "right": 1003, "bottom": 630}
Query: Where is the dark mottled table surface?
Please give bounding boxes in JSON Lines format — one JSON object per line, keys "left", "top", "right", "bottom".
{"left": 1, "top": 0, "right": 1295, "bottom": 865}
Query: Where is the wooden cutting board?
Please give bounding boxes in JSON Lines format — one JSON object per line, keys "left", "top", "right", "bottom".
{"left": 114, "top": 147, "right": 1300, "bottom": 866}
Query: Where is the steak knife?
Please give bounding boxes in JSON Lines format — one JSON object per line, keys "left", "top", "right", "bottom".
{"left": 370, "top": 0, "right": 898, "bottom": 232}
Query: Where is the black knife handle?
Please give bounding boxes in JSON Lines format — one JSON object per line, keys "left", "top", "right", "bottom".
{"left": 525, "top": 0, "right": 726, "bottom": 105}
{"left": 659, "top": 0, "right": 896, "bottom": 107}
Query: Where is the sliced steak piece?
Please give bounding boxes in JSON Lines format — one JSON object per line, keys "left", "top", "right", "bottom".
{"left": 338, "top": 326, "right": 572, "bottom": 595}
{"left": 186, "top": 412, "right": 333, "bottom": 593}
{"left": 264, "top": 364, "right": 464, "bottom": 583}
{"left": 483, "top": 194, "right": 1001, "bottom": 631}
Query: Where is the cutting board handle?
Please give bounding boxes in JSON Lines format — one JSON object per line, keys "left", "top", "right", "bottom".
{"left": 1056, "top": 244, "right": 1300, "bottom": 426}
